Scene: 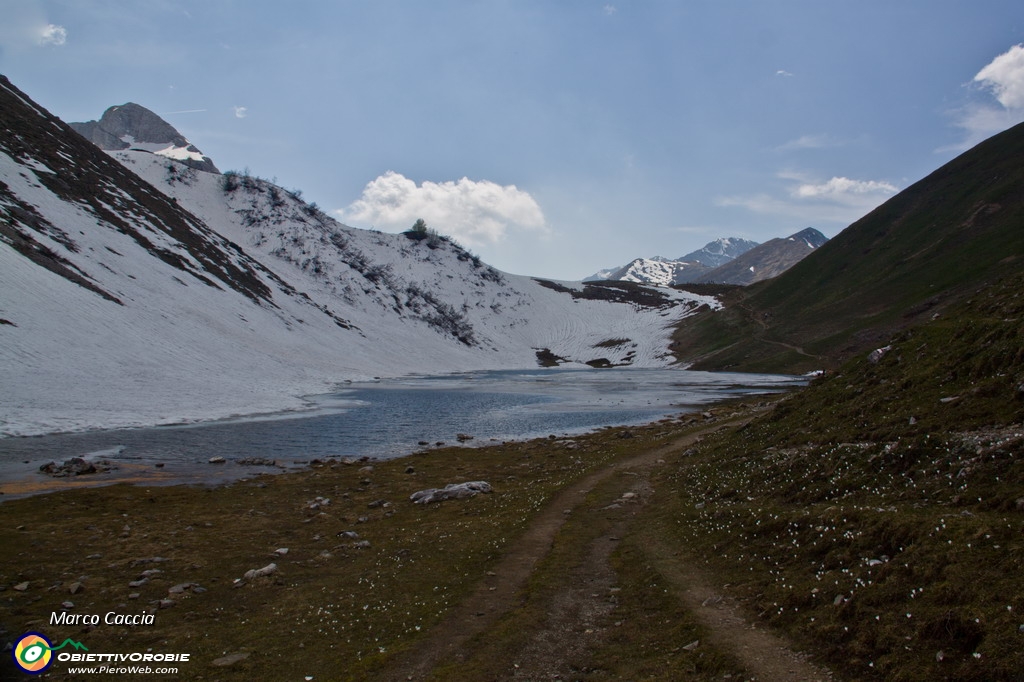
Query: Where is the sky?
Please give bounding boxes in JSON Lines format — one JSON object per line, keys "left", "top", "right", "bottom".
{"left": 3, "top": 1, "right": 1024, "bottom": 280}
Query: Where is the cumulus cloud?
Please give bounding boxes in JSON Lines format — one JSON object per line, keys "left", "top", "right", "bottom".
{"left": 975, "top": 44, "right": 1024, "bottom": 110}
{"left": 38, "top": 23, "right": 67, "bottom": 46}
{"left": 950, "top": 45, "right": 1024, "bottom": 149}
{"left": 233, "top": 106, "right": 248, "bottom": 119}
{"left": 339, "top": 171, "right": 548, "bottom": 247}
{"left": 716, "top": 174, "right": 898, "bottom": 225}
{"left": 792, "top": 176, "right": 898, "bottom": 202}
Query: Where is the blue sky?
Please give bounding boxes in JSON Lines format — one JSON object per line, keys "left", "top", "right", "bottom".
{"left": 3, "top": 1, "right": 1024, "bottom": 279}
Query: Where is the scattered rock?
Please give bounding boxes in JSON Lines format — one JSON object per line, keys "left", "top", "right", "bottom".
{"left": 939, "top": 396, "right": 961, "bottom": 404}
{"left": 367, "top": 499, "right": 388, "bottom": 509}
{"left": 868, "top": 345, "right": 892, "bottom": 364}
{"left": 39, "top": 457, "right": 111, "bottom": 477}
{"left": 305, "top": 496, "right": 330, "bottom": 510}
{"left": 456, "top": 433, "right": 474, "bottom": 442}
{"left": 274, "top": 548, "right": 289, "bottom": 556}
{"left": 128, "top": 593, "right": 140, "bottom": 599}
{"left": 682, "top": 640, "right": 700, "bottom": 651}
{"left": 212, "top": 652, "right": 250, "bottom": 667}
{"left": 157, "top": 599, "right": 175, "bottom": 609}
{"left": 68, "top": 582, "right": 84, "bottom": 594}
{"left": 237, "top": 457, "right": 280, "bottom": 467}
{"left": 353, "top": 540, "right": 371, "bottom": 549}
{"left": 405, "top": 466, "right": 416, "bottom": 474}
{"left": 61, "top": 601, "right": 74, "bottom": 609}
{"left": 128, "top": 579, "right": 149, "bottom": 588}
{"left": 410, "top": 481, "right": 493, "bottom": 504}
{"left": 168, "top": 583, "right": 197, "bottom": 595}
{"left": 358, "top": 465, "right": 374, "bottom": 474}
{"left": 244, "top": 563, "right": 278, "bottom": 580}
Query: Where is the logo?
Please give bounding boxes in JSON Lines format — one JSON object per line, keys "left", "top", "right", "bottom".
{"left": 12, "top": 632, "right": 88, "bottom": 674}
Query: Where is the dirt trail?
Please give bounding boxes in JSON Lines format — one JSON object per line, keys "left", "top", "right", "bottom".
{"left": 383, "top": 417, "right": 832, "bottom": 681}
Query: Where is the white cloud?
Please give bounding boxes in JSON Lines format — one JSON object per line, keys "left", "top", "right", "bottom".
{"left": 776, "top": 69, "right": 794, "bottom": 77}
{"left": 950, "top": 44, "right": 1024, "bottom": 150}
{"left": 233, "top": 106, "right": 248, "bottom": 119}
{"left": 38, "top": 23, "right": 67, "bottom": 46}
{"left": 792, "top": 176, "right": 898, "bottom": 203}
{"left": 974, "top": 44, "right": 1024, "bottom": 110}
{"left": 338, "top": 171, "right": 548, "bottom": 247}
{"left": 603, "top": 5, "right": 618, "bottom": 16}
{"left": 716, "top": 175, "right": 898, "bottom": 226}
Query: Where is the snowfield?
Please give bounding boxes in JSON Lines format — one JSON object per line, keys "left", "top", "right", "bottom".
{"left": 0, "top": 78, "right": 717, "bottom": 437}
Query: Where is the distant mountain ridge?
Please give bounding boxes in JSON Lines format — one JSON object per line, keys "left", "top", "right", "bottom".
{"left": 587, "top": 231, "right": 826, "bottom": 287}
{"left": 695, "top": 227, "right": 827, "bottom": 285}
{"left": 70, "top": 102, "right": 219, "bottom": 173}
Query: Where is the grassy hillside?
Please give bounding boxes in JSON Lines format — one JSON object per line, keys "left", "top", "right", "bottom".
{"left": 652, "top": 269, "right": 1024, "bottom": 679}
{"left": 673, "top": 121, "right": 1024, "bottom": 374}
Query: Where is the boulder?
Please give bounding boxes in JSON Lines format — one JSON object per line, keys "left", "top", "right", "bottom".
{"left": 410, "top": 481, "right": 493, "bottom": 504}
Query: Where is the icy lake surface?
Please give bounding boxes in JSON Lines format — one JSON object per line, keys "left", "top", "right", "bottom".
{"left": 0, "top": 368, "right": 803, "bottom": 494}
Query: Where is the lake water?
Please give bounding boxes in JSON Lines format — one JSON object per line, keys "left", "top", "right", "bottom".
{"left": 0, "top": 368, "right": 804, "bottom": 497}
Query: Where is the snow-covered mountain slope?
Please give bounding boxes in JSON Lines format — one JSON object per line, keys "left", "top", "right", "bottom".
{"left": 585, "top": 237, "right": 759, "bottom": 286}
{"left": 677, "top": 237, "right": 759, "bottom": 268}
{"left": 592, "top": 256, "right": 710, "bottom": 287}
{"left": 0, "top": 77, "right": 715, "bottom": 436}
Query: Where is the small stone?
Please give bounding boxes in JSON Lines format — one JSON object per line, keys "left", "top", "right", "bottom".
{"left": 353, "top": 540, "right": 371, "bottom": 549}
{"left": 158, "top": 599, "right": 175, "bottom": 609}
{"left": 208, "top": 456, "right": 226, "bottom": 464}
{"left": 61, "top": 601, "right": 74, "bottom": 609}
{"left": 274, "top": 548, "right": 289, "bottom": 556}
{"left": 211, "top": 652, "right": 250, "bottom": 667}
{"left": 128, "top": 593, "right": 140, "bottom": 599}
{"left": 128, "top": 578, "right": 149, "bottom": 588}
{"left": 68, "top": 582, "right": 84, "bottom": 594}
{"left": 682, "top": 640, "right": 700, "bottom": 651}
{"left": 405, "top": 466, "right": 416, "bottom": 474}
{"left": 936, "top": 650, "right": 945, "bottom": 662}
{"left": 13, "top": 582, "right": 29, "bottom": 592}
{"left": 243, "top": 563, "right": 278, "bottom": 580}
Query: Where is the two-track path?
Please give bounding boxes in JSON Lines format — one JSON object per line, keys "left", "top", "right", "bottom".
{"left": 382, "top": 418, "right": 833, "bottom": 681}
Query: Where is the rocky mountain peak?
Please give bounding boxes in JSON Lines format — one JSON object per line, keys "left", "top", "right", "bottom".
{"left": 70, "top": 103, "right": 219, "bottom": 173}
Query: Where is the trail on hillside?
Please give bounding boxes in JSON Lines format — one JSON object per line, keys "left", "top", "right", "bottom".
{"left": 382, "top": 416, "right": 834, "bottom": 681}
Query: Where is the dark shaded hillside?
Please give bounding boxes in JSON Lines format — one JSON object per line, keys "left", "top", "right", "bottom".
{"left": 673, "top": 121, "right": 1024, "bottom": 373}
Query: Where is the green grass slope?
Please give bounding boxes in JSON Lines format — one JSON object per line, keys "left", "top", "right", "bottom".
{"left": 674, "top": 121, "right": 1024, "bottom": 373}
{"left": 653, "top": 270, "right": 1024, "bottom": 679}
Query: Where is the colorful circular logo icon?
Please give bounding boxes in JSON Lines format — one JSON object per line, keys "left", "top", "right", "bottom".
{"left": 12, "top": 632, "right": 54, "bottom": 674}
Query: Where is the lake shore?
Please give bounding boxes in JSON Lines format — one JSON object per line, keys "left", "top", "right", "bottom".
{"left": 0, "top": 399, "right": 785, "bottom": 680}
